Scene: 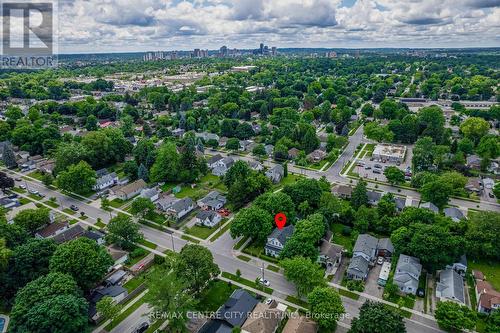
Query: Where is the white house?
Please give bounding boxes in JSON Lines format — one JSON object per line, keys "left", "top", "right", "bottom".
{"left": 167, "top": 197, "right": 194, "bottom": 220}
{"left": 197, "top": 191, "right": 226, "bottom": 210}
{"left": 195, "top": 210, "right": 222, "bottom": 228}
{"left": 393, "top": 254, "right": 422, "bottom": 295}
{"left": 264, "top": 225, "right": 294, "bottom": 257}
{"left": 93, "top": 172, "right": 119, "bottom": 191}
{"left": 212, "top": 157, "right": 235, "bottom": 176}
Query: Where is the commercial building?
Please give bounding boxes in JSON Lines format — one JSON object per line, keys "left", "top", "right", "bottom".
{"left": 372, "top": 144, "right": 407, "bottom": 163}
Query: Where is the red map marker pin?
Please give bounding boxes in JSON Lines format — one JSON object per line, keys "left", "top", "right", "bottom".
{"left": 275, "top": 213, "right": 287, "bottom": 230}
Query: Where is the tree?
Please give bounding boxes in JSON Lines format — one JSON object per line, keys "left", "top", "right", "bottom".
{"left": 230, "top": 207, "right": 273, "bottom": 244}
{"left": 476, "top": 134, "right": 500, "bottom": 159}
{"left": 412, "top": 137, "right": 436, "bottom": 172}
{"left": 150, "top": 142, "right": 180, "bottom": 182}
{"left": 0, "top": 238, "right": 11, "bottom": 269}
{"left": 307, "top": 286, "right": 345, "bottom": 331}
{"left": 460, "top": 117, "right": 490, "bottom": 145}
{"left": 377, "top": 193, "right": 396, "bottom": 218}
{"left": 41, "top": 173, "right": 54, "bottom": 187}
{"left": 56, "top": 161, "right": 96, "bottom": 194}
{"left": 6, "top": 238, "right": 57, "bottom": 294}
{"left": 293, "top": 214, "right": 325, "bottom": 244}
{"left": 349, "top": 301, "right": 406, "bottom": 333}
{"left": 9, "top": 273, "right": 88, "bottom": 333}
{"left": 49, "top": 237, "right": 113, "bottom": 291}
{"left": 417, "top": 106, "right": 445, "bottom": 143}
{"left": 351, "top": 180, "right": 368, "bottom": 209}
{"left": 484, "top": 310, "right": 500, "bottom": 333}
{"left": 281, "top": 257, "right": 325, "bottom": 297}
{"left": 96, "top": 296, "right": 123, "bottom": 322}
{"left": 435, "top": 301, "right": 476, "bottom": 332}
{"left": 137, "top": 163, "right": 149, "bottom": 182}
{"left": 253, "top": 192, "right": 296, "bottom": 223}
{"left": 280, "top": 237, "right": 319, "bottom": 261}
{"left": 107, "top": 214, "right": 143, "bottom": 251}
{"left": 457, "top": 138, "right": 474, "bottom": 155}
{"left": 2, "top": 143, "right": 17, "bottom": 168}
{"left": 282, "top": 178, "right": 323, "bottom": 209}
{"left": 494, "top": 183, "right": 500, "bottom": 199}
{"left": 226, "top": 137, "right": 240, "bottom": 151}
{"left": 13, "top": 208, "right": 51, "bottom": 233}
{"left": 176, "top": 244, "right": 220, "bottom": 293}
{"left": 146, "top": 266, "right": 196, "bottom": 333}
{"left": 420, "top": 179, "right": 452, "bottom": 209}
{"left": 85, "top": 114, "right": 98, "bottom": 131}
{"left": 130, "top": 197, "right": 155, "bottom": 220}
{"left": 384, "top": 166, "right": 405, "bottom": 185}
{"left": 0, "top": 172, "right": 15, "bottom": 191}
{"left": 465, "top": 211, "right": 500, "bottom": 261}
{"left": 252, "top": 144, "right": 266, "bottom": 157}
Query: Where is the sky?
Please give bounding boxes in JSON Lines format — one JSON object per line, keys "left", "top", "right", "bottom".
{"left": 54, "top": 0, "right": 500, "bottom": 53}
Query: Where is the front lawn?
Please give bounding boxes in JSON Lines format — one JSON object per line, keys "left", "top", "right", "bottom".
{"left": 138, "top": 239, "right": 157, "bottom": 250}
{"left": 105, "top": 293, "right": 148, "bottom": 331}
{"left": 196, "top": 280, "right": 238, "bottom": 312}
{"left": 27, "top": 170, "right": 45, "bottom": 181}
{"left": 62, "top": 208, "right": 76, "bottom": 215}
{"left": 469, "top": 260, "right": 500, "bottom": 290}
{"left": 109, "top": 198, "right": 127, "bottom": 208}
{"left": 279, "top": 174, "right": 305, "bottom": 187}
{"left": 221, "top": 271, "right": 273, "bottom": 294}
{"left": 185, "top": 224, "right": 218, "bottom": 239}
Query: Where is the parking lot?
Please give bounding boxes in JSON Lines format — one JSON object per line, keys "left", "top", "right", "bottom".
{"left": 354, "top": 145, "right": 413, "bottom": 182}
{"left": 364, "top": 261, "right": 385, "bottom": 298}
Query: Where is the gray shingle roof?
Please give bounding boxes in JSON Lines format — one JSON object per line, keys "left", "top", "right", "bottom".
{"left": 353, "top": 234, "right": 378, "bottom": 258}
{"left": 170, "top": 197, "right": 193, "bottom": 213}
{"left": 348, "top": 256, "right": 370, "bottom": 276}
{"left": 437, "top": 268, "right": 465, "bottom": 304}
{"left": 268, "top": 225, "right": 294, "bottom": 245}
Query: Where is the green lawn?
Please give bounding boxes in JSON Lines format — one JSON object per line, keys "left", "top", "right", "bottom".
{"left": 242, "top": 240, "right": 264, "bottom": 257}
{"left": 237, "top": 255, "right": 251, "bottom": 262}
{"left": 267, "top": 265, "right": 280, "bottom": 272}
{"left": 12, "top": 187, "right": 26, "bottom": 194}
{"left": 123, "top": 274, "right": 147, "bottom": 293}
{"left": 62, "top": 208, "right": 76, "bottom": 215}
{"left": 338, "top": 288, "right": 360, "bottom": 300}
{"left": 181, "top": 235, "right": 201, "bottom": 244}
{"left": 138, "top": 239, "right": 157, "bottom": 249}
{"left": 196, "top": 280, "right": 238, "bottom": 312}
{"left": 469, "top": 260, "right": 500, "bottom": 290}
{"left": 285, "top": 295, "right": 308, "bottom": 308}
{"left": 44, "top": 200, "right": 59, "bottom": 208}
{"left": 185, "top": 224, "right": 218, "bottom": 239}
{"left": 221, "top": 272, "right": 273, "bottom": 294}
{"left": 27, "top": 170, "right": 45, "bottom": 181}
{"left": 28, "top": 193, "right": 44, "bottom": 200}
{"left": 330, "top": 224, "right": 354, "bottom": 251}
{"left": 309, "top": 159, "right": 330, "bottom": 170}
{"left": 175, "top": 185, "right": 209, "bottom": 200}
{"left": 95, "top": 220, "right": 106, "bottom": 228}
{"left": 19, "top": 197, "right": 31, "bottom": 205}
{"left": 109, "top": 198, "right": 127, "bottom": 208}
{"left": 144, "top": 211, "right": 167, "bottom": 224}
{"left": 233, "top": 237, "right": 248, "bottom": 250}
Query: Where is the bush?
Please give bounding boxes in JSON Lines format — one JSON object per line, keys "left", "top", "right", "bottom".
{"left": 346, "top": 279, "right": 365, "bottom": 292}
{"left": 342, "top": 226, "right": 352, "bottom": 236}
{"left": 153, "top": 254, "right": 165, "bottom": 265}
{"left": 130, "top": 247, "right": 147, "bottom": 259}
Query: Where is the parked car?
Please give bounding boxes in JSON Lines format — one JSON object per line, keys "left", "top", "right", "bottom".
{"left": 265, "top": 298, "right": 273, "bottom": 305}
{"left": 489, "top": 192, "right": 495, "bottom": 198}
{"left": 15, "top": 178, "right": 22, "bottom": 181}
{"left": 364, "top": 166, "right": 372, "bottom": 170}
{"left": 417, "top": 288, "right": 425, "bottom": 297}
{"left": 377, "top": 257, "right": 384, "bottom": 265}
{"left": 20, "top": 184, "right": 26, "bottom": 189}
{"left": 373, "top": 169, "right": 382, "bottom": 174}
{"left": 258, "top": 278, "right": 270, "bottom": 287}
{"left": 374, "top": 164, "right": 382, "bottom": 169}
{"left": 70, "top": 205, "right": 79, "bottom": 211}
{"left": 356, "top": 161, "right": 365, "bottom": 167}
{"left": 132, "top": 322, "right": 149, "bottom": 333}
{"left": 29, "top": 189, "right": 39, "bottom": 195}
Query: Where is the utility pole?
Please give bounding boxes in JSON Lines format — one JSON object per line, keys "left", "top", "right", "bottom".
{"left": 171, "top": 232, "right": 175, "bottom": 252}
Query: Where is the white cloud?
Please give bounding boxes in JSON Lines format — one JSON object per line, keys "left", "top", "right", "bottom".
{"left": 56, "top": 0, "right": 500, "bottom": 52}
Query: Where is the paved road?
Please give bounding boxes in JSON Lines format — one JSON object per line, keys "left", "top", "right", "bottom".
{"left": 6, "top": 174, "right": 445, "bottom": 333}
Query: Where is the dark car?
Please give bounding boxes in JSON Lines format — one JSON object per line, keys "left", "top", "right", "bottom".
{"left": 132, "top": 322, "right": 149, "bottom": 333}
{"left": 70, "top": 204, "right": 79, "bottom": 211}
{"left": 417, "top": 288, "right": 425, "bottom": 297}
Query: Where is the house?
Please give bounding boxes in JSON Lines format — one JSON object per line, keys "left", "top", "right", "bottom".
{"left": 367, "top": 191, "right": 382, "bottom": 205}
{"left": 107, "top": 245, "right": 129, "bottom": 267}
{"left": 212, "top": 157, "right": 235, "bottom": 176}
{"left": 346, "top": 234, "right": 378, "bottom": 280}
{"left": 83, "top": 230, "right": 106, "bottom": 245}
{"left": 239, "top": 140, "right": 255, "bottom": 151}
{"left": 264, "top": 145, "right": 274, "bottom": 157}
{"left": 195, "top": 210, "right": 222, "bottom": 228}
{"left": 307, "top": 149, "right": 327, "bottom": 163}
{"left": 393, "top": 254, "right": 422, "bottom": 295}
{"left": 465, "top": 178, "right": 483, "bottom": 194}
{"left": 282, "top": 315, "right": 317, "bottom": 333}
{"left": 476, "top": 279, "right": 500, "bottom": 314}
{"left": 207, "top": 154, "right": 223, "bottom": 169}
{"left": 444, "top": 207, "right": 466, "bottom": 222}
{"left": 378, "top": 261, "right": 392, "bottom": 286}
{"left": 53, "top": 224, "right": 85, "bottom": 244}
{"left": 265, "top": 165, "right": 284, "bottom": 183}
{"left": 156, "top": 194, "right": 178, "bottom": 212}
{"left": 248, "top": 160, "right": 264, "bottom": 171}
{"left": 197, "top": 191, "right": 226, "bottom": 210}
{"left": 264, "top": 225, "right": 294, "bottom": 258}
{"left": 466, "top": 155, "right": 481, "bottom": 170}
{"left": 333, "top": 185, "right": 353, "bottom": 199}
{"left": 36, "top": 159, "right": 55, "bottom": 174}
{"left": 436, "top": 268, "right": 465, "bottom": 305}
{"left": 420, "top": 201, "right": 439, "bottom": 213}
{"left": 288, "top": 148, "right": 300, "bottom": 160}
{"left": 377, "top": 238, "right": 394, "bottom": 258}
{"left": 196, "top": 132, "right": 220, "bottom": 143}
{"left": 318, "top": 240, "right": 343, "bottom": 275}
{"left": 219, "top": 137, "right": 228, "bottom": 147}
{"left": 105, "top": 269, "right": 127, "bottom": 286}
{"left": 199, "top": 289, "right": 259, "bottom": 333}
{"left": 172, "top": 128, "right": 185, "bottom": 137}
{"left": 446, "top": 255, "right": 467, "bottom": 276}
{"left": 0, "top": 196, "right": 18, "bottom": 210}
{"left": 394, "top": 197, "right": 407, "bottom": 211}
{"left": 113, "top": 179, "right": 147, "bottom": 200}
{"left": 241, "top": 301, "right": 285, "bottom": 333}
{"left": 35, "top": 221, "right": 70, "bottom": 239}
{"left": 89, "top": 286, "right": 128, "bottom": 320}
{"left": 93, "top": 172, "right": 118, "bottom": 191}
{"left": 140, "top": 187, "right": 160, "bottom": 202}
{"left": 167, "top": 197, "right": 194, "bottom": 220}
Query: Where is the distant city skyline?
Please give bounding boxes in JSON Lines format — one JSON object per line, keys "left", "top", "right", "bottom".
{"left": 58, "top": 0, "right": 500, "bottom": 53}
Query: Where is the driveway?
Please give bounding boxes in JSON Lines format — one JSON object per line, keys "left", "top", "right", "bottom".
{"left": 364, "top": 263, "right": 384, "bottom": 298}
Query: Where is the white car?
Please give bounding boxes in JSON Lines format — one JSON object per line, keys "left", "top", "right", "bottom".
{"left": 20, "top": 184, "right": 26, "bottom": 189}
{"left": 265, "top": 298, "right": 273, "bottom": 305}
{"left": 377, "top": 257, "right": 384, "bottom": 265}
{"left": 258, "top": 278, "right": 270, "bottom": 287}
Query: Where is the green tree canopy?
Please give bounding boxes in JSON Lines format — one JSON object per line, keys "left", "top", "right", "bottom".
{"left": 282, "top": 257, "right": 325, "bottom": 297}
{"left": 307, "top": 286, "right": 345, "bottom": 331}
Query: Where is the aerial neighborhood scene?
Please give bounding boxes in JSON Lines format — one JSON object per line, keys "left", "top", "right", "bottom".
{"left": 0, "top": 1, "right": 499, "bottom": 333}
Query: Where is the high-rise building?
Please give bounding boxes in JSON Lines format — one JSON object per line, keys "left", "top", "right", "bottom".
{"left": 271, "top": 47, "right": 277, "bottom": 56}
{"left": 220, "top": 45, "right": 228, "bottom": 57}
{"left": 260, "top": 43, "right": 264, "bottom": 54}
{"left": 193, "top": 48, "right": 201, "bottom": 58}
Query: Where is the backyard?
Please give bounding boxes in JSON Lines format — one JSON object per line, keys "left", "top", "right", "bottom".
{"left": 469, "top": 260, "right": 500, "bottom": 290}
{"left": 330, "top": 223, "right": 355, "bottom": 252}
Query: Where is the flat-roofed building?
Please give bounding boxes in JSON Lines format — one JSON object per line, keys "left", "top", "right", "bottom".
{"left": 372, "top": 144, "right": 407, "bottom": 163}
